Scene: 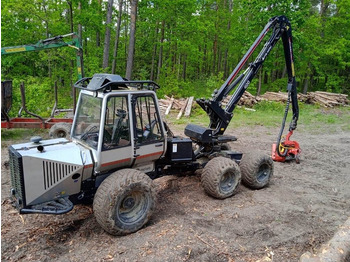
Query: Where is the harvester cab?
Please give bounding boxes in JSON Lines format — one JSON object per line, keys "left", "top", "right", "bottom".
{"left": 71, "top": 74, "right": 166, "bottom": 175}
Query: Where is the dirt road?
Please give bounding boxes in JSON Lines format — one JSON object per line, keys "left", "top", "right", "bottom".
{"left": 2, "top": 120, "right": 350, "bottom": 261}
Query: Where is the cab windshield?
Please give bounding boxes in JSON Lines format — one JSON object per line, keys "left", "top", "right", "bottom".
{"left": 72, "top": 93, "right": 102, "bottom": 148}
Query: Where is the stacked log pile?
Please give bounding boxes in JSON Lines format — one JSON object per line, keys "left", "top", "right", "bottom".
{"left": 158, "top": 91, "right": 348, "bottom": 119}
{"left": 158, "top": 96, "right": 194, "bottom": 119}
{"left": 300, "top": 91, "right": 349, "bottom": 107}
{"left": 262, "top": 91, "right": 349, "bottom": 107}
{"left": 261, "top": 91, "right": 289, "bottom": 102}
{"left": 222, "top": 91, "right": 262, "bottom": 107}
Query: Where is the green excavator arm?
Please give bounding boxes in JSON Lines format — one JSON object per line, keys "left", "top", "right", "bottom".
{"left": 1, "top": 32, "right": 84, "bottom": 79}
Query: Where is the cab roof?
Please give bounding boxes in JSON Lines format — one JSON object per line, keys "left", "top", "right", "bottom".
{"left": 74, "top": 73, "right": 160, "bottom": 92}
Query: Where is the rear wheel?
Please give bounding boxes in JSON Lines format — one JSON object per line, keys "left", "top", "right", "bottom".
{"left": 93, "top": 169, "right": 156, "bottom": 235}
{"left": 239, "top": 153, "right": 273, "bottom": 189}
{"left": 201, "top": 157, "right": 241, "bottom": 199}
{"left": 49, "top": 123, "right": 72, "bottom": 138}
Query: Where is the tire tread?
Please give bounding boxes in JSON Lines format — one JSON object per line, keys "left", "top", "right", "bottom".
{"left": 201, "top": 157, "right": 241, "bottom": 199}
{"left": 93, "top": 169, "right": 156, "bottom": 235}
{"left": 240, "top": 153, "right": 273, "bottom": 189}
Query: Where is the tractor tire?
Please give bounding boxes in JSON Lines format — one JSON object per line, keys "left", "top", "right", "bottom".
{"left": 93, "top": 169, "right": 156, "bottom": 235}
{"left": 49, "top": 123, "right": 72, "bottom": 138}
{"left": 201, "top": 157, "right": 241, "bottom": 199}
{"left": 239, "top": 153, "right": 273, "bottom": 189}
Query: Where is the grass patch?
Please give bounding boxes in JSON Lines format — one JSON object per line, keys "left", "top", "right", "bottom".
{"left": 1, "top": 128, "right": 49, "bottom": 144}
{"left": 166, "top": 100, "right": 350, "bottom": 133}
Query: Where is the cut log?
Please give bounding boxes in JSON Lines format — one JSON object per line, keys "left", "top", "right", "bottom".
{"left": 315, "top": 91, "right": 348, "bottom": 98}
{"left": 184, "top": 96, "right": 194, "bottom": 117}
{"left": 165, "top": 96, "right": 174, "bottom": 115}
{"left": 173, "top": 99, "right": 184, "bottom": 110}
{"left": 261, "top": 91, "right": 288, "bottom": 102}
{"left": 176, "top": 98, "right": 189, "bottom": 120}
{"left": 300, "top": 217, "right": 350, "bottom": 262}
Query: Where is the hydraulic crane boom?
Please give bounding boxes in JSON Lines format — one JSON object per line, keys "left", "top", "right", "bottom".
{"left": 196, "top": 15, "right": 299, "bottom": 137}
{"left": 1, "top": 33, "right": 84, "bottom": 79}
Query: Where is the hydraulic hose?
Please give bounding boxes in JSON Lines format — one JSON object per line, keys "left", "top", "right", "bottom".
{"left": 276, "top": 91, "right": 292, "bottom": 157}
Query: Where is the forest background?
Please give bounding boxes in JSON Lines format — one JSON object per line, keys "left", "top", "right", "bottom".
{"left": 1, "top": 0, "right": 350, "bottom": 117}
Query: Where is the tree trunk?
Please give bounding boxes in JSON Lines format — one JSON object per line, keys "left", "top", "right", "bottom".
{"left": 78, "top": 2, "right": 83, "bottom": 45}
{"left": 320, "top": 0, "right": 329, "bottom": 38}
{"left": 77, "top": 2, "right": 84, "bottom": 79}
{"left": 203, "top": 42, "right": 207, "bottom": 76}
{"left": 96, "top": 0, "right": 102, "bottom": 47}
{"left": 112, "top": 0, "right": 123, "bottom": 74}
{"left": 96, "top": 31, "right": 100, "bottom": 47}
{"left": 125, "top": 0, "right": 138, "bottom": 80}
{"left": 67, "top": 1, "right": 74, "bottom": 77}
{"left": 150, "top": 25, "right": 158, "bottom": 81}
{"left": 84, "top": 36, "right": 88, "bottom": 56}
{"left": 67, "top": 1, "right": 73, "bottom": 33}
{"left": 217, "top": 50, "right": 222, "bottom": 74}
{"left": 264, "top": 70, "right": 268, "bottom": 84}
{"left": 281, "top": 65, "right": 287, "bottom": 78}
{"left": 303, "top": 74, "right": 309, "bottom": 94}
{"left": 156, "top": 20, "right": 165, "bottom": 82}
{"left": 124, "top": 0, "right": 128, "bottom": 65}
{"left": 213, "top": 34, "right": 218, "bottom": 73}
{"left": 102, "top": 0, "right": 114, "bottom": 69}
{"left": 182, "top": 55, "right": 187, "bottom": 81}
{"left": 223, "top": 48, "right": 229, "bottom": 78}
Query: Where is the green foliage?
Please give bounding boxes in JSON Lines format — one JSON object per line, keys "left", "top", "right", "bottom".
{"left": 1, "top": 0, "right": 350, "bottom": 119}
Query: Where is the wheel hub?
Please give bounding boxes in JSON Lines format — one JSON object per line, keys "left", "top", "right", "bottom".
{"left": 257, "top": 164, "right": 270, "bottom": 182}
{"left": 122, "top": 197, "right": 135, "bottom": 209}
{"left": 220, "top": 172, "right": 235, "bottom": 192}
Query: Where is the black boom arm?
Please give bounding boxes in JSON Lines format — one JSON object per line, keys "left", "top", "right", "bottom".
{"left": 196, "top": 15, "right": 299, "bottom": 136}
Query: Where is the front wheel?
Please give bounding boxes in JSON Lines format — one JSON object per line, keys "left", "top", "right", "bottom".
{"left": 239, "top": 153, "right": 273, "bottom": 189}
{"left": 93, "top": 169, "right": 156, "bottom": 235}
{"left": 201, "top": 157, "right": 241, "bottom": 199}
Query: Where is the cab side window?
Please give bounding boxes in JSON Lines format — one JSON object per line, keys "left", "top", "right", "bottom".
{"left": 134, "top": 95, "right": 163, "bottom": 144}
{"left": 103, "top": 96, "right": 130, "bottom": 150}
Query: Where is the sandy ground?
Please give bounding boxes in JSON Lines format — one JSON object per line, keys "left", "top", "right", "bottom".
{"left": 1, "top": 117, "right": 350, "bottom": 261}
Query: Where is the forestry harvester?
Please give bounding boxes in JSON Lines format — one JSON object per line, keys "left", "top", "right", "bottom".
{"left": 8, "top": 16, "right": 299, "bottom": 235}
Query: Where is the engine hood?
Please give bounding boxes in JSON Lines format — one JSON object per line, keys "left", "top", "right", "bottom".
{"left": 12, "top": 138, "right": 84, "bottom": 163}
{"left": 10, "top": 138, "right": 93, "bottom": 206}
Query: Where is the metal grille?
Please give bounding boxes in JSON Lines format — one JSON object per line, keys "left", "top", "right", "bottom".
{"left": 42, "top": 161, "right": 78, "bottom": 190}
{"left": 9, "top": 146, "right": 25, "bottom": 208}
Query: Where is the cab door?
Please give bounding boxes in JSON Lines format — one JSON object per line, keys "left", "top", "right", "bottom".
{"left": 99, "top": 95, "right": 133, "bottom": 172}
{"left": 131, "top": 94, "right": 165, "bottom": 172}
